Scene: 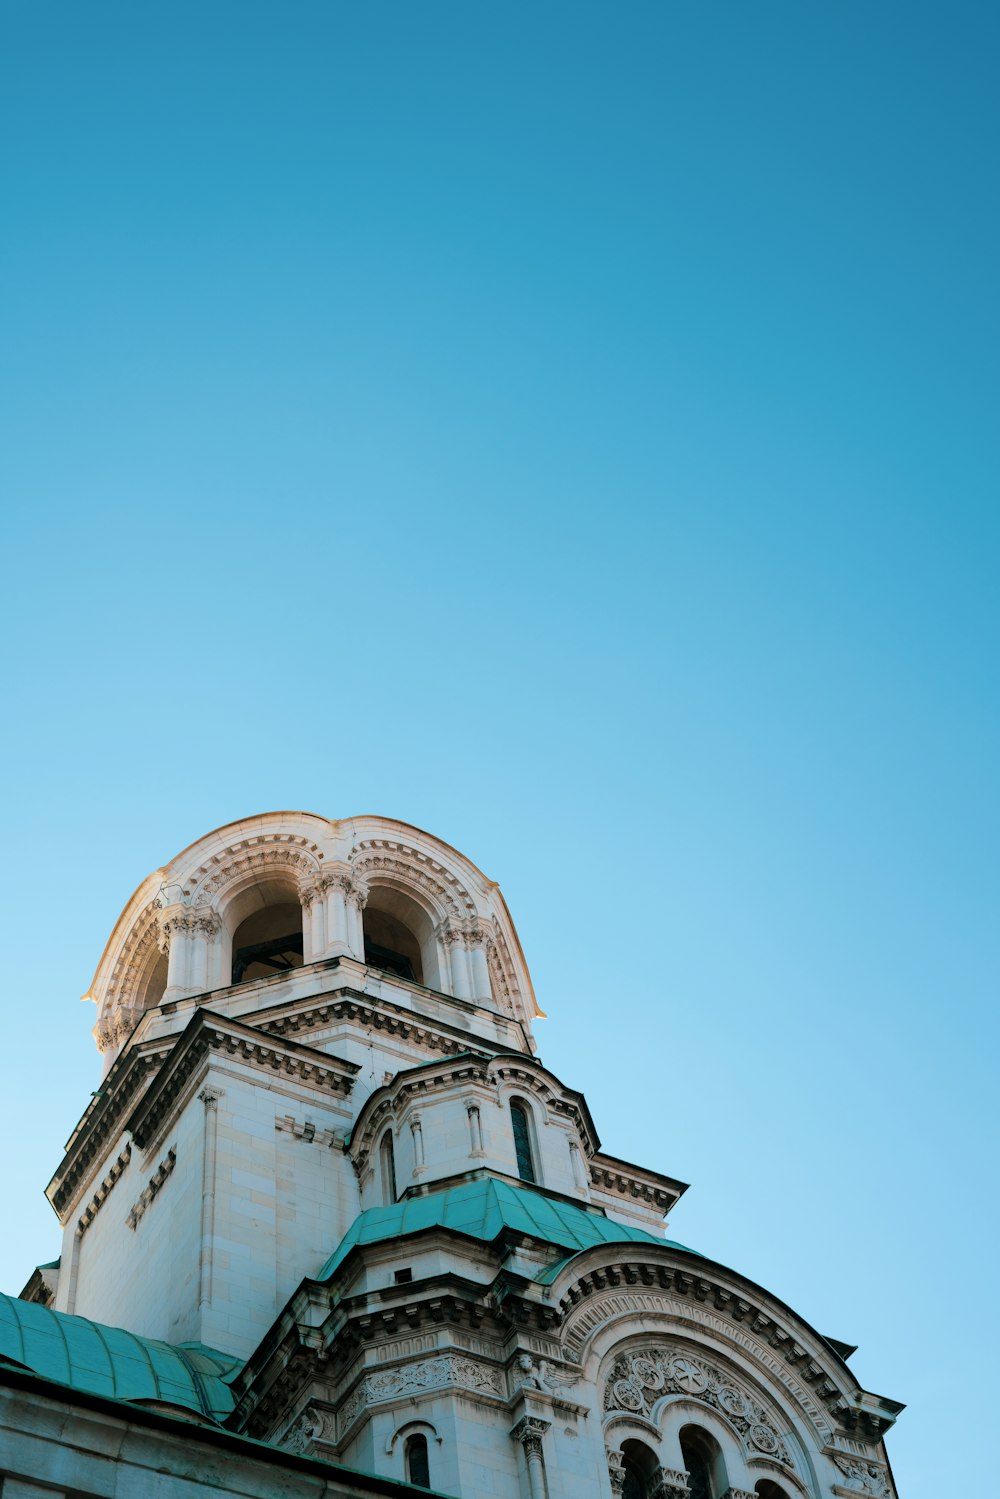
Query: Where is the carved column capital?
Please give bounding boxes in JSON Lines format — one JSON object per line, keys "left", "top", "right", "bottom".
{"left": 651, "top": 1471, "right": 690, "bottom": 1499}
{"left": 347, "top": 871, "right": 369, "bottom": 910}
{"left": 198, "top": 1085, "right": 225, "bottom": 1109}
{"left": 437, "top": 920, "right": 465, "bottom": 948}
{"left": 607, "top": 1448, "right": 627, "bottom": 1495}
{"left": 157, "top": 903, "right": 220, "bottom": 946}
{"left": 510, "top": 1415, "right": 550, "bottom": 1458}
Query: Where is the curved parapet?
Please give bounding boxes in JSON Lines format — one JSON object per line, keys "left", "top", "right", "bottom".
{"left": 84, "top": 812, "right": 540, "bottom": 1067}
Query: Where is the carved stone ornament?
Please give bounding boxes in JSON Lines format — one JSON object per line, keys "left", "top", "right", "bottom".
{"left": 650, "top": 1472, "right": 691, "bottom": 1499}
{"left": 511, "top": 1415, "right": 550, "bottom": 1458}
{"left": 607, "top": 1448, "right": 627, "bottom": 1495}
{"left": 514, "top": 1354, "right": 568, "bottom": 1399}
{"left": 337, "top": 1355, "right": 505, "bottom": 1438}
{"left": 603, "top": 1348, "right": 793, "bottom": 1468}
{"left": 833, "top": 1454, "right": 893, "bottom": 1496}
{"left": 280, "top": 1404, "right": 325, "bottom": 1454}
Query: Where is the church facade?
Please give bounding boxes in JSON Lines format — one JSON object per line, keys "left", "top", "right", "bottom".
{"left": 2, "top": 812, "right": 902, "bottom": 1498}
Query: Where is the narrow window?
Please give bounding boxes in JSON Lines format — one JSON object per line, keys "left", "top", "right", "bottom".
{"left": 380, "top": 1131, "right": 397, "bottom": 1204}
{"left": 679, "top": 1428, "right": 724, "bottom": 1499}
{"left": 510, "top": 1101, "right": 536, "bottom": 1183}
{"left": 405, "top": 1432, "right": 430, "bottom": 1487}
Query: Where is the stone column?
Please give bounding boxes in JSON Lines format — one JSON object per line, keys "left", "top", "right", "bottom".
{"left": 607, "top": 1449, "right": 627, "bottom": 1496}
{"left": 342, "top": 873, "right": 368, "bottom": 962}
{"left": 466, "top": 921, "right": 493, "bottom": 1002}
{"left": 189, "top": 910, "right": 221, "bottom": 993}
{"left": 467, "top": 1101, "right": 485, "bottom": 1157}
{"left": 511, "top": 1417, "right": 550, "bottom": 1499}
{"left": 410, "top": 1113, "right": 425, "bottom": 1173}
{"left": 320, "top": 864, "right": 353, "bottom": 957}
{"left": 299, "top": 880, "right": 323, "bottom": 962}
{"left": 198, "top": 1085, "right": 225, "bottom": 1310}
{"left": 569, "top": 1140, "right": 588, "bottom": 1192}
{"left": 441, "top": 926, "right": 473, "bottom": 999}
{"left": 159, "top": 904, "right": 195, "bottom": 1001}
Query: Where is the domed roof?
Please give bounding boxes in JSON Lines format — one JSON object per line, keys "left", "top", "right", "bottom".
{"left": 317, "top": 1176, "right": 694, "bottom": 1282}
{"left": 0, "top": 1293, "right": 240, "bottom": 1422}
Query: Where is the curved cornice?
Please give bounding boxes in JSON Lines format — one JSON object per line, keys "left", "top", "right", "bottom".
{"left": 84, "top": 812, "right": 541, "bottom": 1025}
{"left": 538, "top": 1241, "right": 903, "bottom": 1439}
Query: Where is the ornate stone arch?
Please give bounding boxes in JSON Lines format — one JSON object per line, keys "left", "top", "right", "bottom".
{"left": 93, "top": 900, "right": 166, "bottom": 1053}
{"left": 349, "top": 837, "right": 478, "bottom": 923}
{"left": 544, "top": 1243, "right": 881, "bottom": 1498}
{"left": 185, "top": 834, "right": 323, "bottom": 911}
{"left": 596, "top": 1332, "right": 816, "bottom": 1495}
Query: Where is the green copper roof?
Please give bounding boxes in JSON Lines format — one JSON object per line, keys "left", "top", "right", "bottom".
{"left": 318, "top": 1176, "right": 692, "bottom": 1281}
{"left": 0, "top": 1293, "right": 240, "bottom": 1422}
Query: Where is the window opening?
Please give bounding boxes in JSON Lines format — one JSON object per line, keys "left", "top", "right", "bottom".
{"left": 405, "top": 1433, "right": 430, "bottom": 1488}
{"left": 680, "top": 1430, "right": 720, "bottom": 1499}
{"left": 622, "top": 1467, "right": 646, "bottom": 1499}
{"left": 510, "top": 1101, "right": 536, "bottom": 1184}
{"left": 364, "top": 937, "right": 416, "bottom": 982}
{"left": 232, "top": 931, "right": 304, "bottom": 985}
{"left": 380, "top": 1132, "right": 397, "bottom": 1204}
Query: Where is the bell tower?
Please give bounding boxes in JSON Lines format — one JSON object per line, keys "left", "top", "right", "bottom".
{"left": 24, "top": 811, "right": 904, "bottom": 1499}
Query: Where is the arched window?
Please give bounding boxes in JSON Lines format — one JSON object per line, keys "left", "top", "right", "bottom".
{"left": 362, "top": 888, "right": 434, "bottom": 987}
{"left": 619, "top": 1439, "right": 659, "bottom": 1499}
{"left": 510, "top": 1100, "right": 536, "bottom": 1183}
{"left": 231, "top": 901, "right": 304, "bottom": 985}
{"left": 380, "top": 1131, "right": 397, "bottom": 1204}
{"left": 755, "top": 1484, "right": 791, "bottom": 1499}
{"left": 679, "top": 1426, "right": 727, "bottom": 1499}
{"left": 405, "top": 1432, "right": 430, "bottom": 1487}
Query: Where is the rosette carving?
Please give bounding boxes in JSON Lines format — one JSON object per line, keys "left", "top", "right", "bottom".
{"left": 603, "top": 1347, "right": 793, "bottom": 1468}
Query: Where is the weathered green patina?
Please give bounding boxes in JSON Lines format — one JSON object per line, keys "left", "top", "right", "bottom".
{"left": 0, "top": 1293, "right": 240, "bottom": 1422}
{"left": 318, "top": 1176, "right": 695, "bottom": 1282}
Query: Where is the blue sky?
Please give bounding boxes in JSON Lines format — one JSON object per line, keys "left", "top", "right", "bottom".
{"left": 1, "top": 5, "right": 997, "bottom": 1495}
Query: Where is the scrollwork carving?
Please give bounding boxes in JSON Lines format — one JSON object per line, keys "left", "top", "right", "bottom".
{"left": 337, "top": 1355, "right": 505, "bottom": 1437}
{"left": 603, "top": 1347, "right": 793, "bottom": 1468}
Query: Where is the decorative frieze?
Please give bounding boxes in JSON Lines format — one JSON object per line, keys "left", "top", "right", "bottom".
{"left": 188, "top": 836, "right": 322, "bottom": 905}
{"left": 559, "top": 1284, "right": 843, "bottom": 1440}
{"left": 125, "top": 1147, "right": 176, "bottom": 1230}
{"left": 604, "top": 1347, "right": 793, "bottom": 1468}
{"left": 337, "top": 1355, "right": 506, "bottom": 1439}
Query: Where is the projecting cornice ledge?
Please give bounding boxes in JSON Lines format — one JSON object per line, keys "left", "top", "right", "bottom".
{"left": 544, "top": 1245, "right": 903, "bottom": 1441}
{"left": 46, "top": 1034, "right": 174, "bottom": 1220}
{"left": 127, "top": 1009, "right": 361, "bottom": 1149}
{"left": 588, "top": 1152, "right": 688, "bottom": 1213}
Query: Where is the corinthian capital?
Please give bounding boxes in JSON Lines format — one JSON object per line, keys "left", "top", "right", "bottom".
{"left": 510, "top": 1416, "right": 549, "bottom": 1458}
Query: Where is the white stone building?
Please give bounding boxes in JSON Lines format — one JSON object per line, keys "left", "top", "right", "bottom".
{"left": 3, "top": 812, "right": 903, "bottom": 1499}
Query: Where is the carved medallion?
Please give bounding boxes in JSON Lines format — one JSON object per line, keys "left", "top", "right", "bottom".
{"left": 603, "top": 1347, "right": 793, "bottom": 1469}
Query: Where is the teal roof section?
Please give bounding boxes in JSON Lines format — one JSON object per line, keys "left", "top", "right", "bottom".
{"left": 0, "top": 1293, "right": 240, "bottom": 1422}
{"left": 318, "top": 1176, "right": 693, "bottom": 1282}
